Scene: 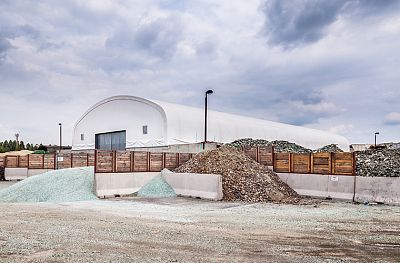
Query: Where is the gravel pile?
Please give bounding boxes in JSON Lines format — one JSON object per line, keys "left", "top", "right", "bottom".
{"left": 314, "top": 144, "right": 344, "bottom": 153}
{"left": 356, "top": 149, "right": 400, "bottom": 177}
{"left": 269, "top": 140, "right": 312, "bottom": 153}
{"left": 228, "top": 138, "right": 270, "bottom": 148}
{"left": 175, "top": 146, "right": 301, "bottom": 203}
{"left": 137, "top": 175, "right": 176, "bottom": 198}
{"left": 0, "top": 167, "right": 97, "bottom": 202}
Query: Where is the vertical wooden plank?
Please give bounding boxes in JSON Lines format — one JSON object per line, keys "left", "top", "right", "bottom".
{"left": 86, "top": 153, "right": 89, "bottom": 167}
{"left": 176, "top": 153, "right": 179, "bottom": 168}
{"left": 132, "top": 151, "right": 136, "bottom": 172}
{"left": 94, "top": 150, "right": 98, "bottom": 173}
{"left": 113, "top": 151, "right": 116, "bottom": 173}
{"left": 147, "top": 152, "right": 150, "bottom": 172}
{"left": 331, "top": 152, "right": 335, "bottom": 175}
{"left": 308, "top": 153, "right": 311, "bottom": 173}
{"left": 162, "top": 152, "right": 166, "bottom": 169}
{"left": 352, "top": 152, "right": 356, "bottom": 176}
{"left": 53, "top": 153, "right": 56, "bottom": 170}
{"left": 17, "top": 156, "right": 20, "bottom": 168}
{"left": 27, "top": 154, "right": 30, "bottom": 169}
{"left": 310, "top": 153, "right": 314, "bottom": 174}
{"left": 271, "top": 146, "right": 275, "bottom": 170}
{"left": 289, "top": 153, "right": 293, "bottom": 173}
{"left": 42, "top": 154, "right": 44, "bottom": 169}
{"left": 329, "top": 152, "right": 333, "bottom": 175}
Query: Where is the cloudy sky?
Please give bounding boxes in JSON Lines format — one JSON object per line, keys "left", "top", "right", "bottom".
{"left": 1, "top": 0, "right": 399, "bottom": 146}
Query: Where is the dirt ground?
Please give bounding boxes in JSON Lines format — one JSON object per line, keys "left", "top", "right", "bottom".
{"left": 0, "top": 197, "right": 399, "bottom": 263}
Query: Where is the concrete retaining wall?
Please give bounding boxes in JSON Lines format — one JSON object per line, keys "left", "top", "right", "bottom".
{"left": 278, "top": 173, "right": 400, "bottom": 205}
{"left": 161, "top": 170, "right": 223, "bottom": 201}
{"left": 95, "top": 172, "right": 158, "bottom": 197}
{"left": 355, "top": 177, "right": 400, "bottom": 204}
{"left": 95, "top": 171, "right": 223, "bottom": 200}
{"left": 4, "top": 168, "right": 28, "bottom": 180}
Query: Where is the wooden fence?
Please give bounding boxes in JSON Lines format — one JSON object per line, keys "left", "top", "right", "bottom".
{"left": 2, "top": 152, "right": 95, "bottom": 169}
{"left": 273, "top": 152, "right": 355, "bottom": 175}
{"left": 1, "top": 147, "right": 355, "bottom": 176}
{"left": 95, "top": 150, "right": 193, "bottom": 173}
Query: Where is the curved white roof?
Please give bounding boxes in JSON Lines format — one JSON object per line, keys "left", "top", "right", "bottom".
{"left": 72, "top": 95, "right": 349, "bottom": 150}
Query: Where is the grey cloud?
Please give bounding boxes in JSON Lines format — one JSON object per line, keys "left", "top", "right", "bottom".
{"left": 260, "top": 0, "right": 400, "bottom": 48}
{"left": 105, "top": 15, "right": 183, "bottom": 59}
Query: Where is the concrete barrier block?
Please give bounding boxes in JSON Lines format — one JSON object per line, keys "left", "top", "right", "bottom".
{"left": 95, "top": 172, "right": 158, "bottom": 197}
{"left": 5, "top": 168, "right": 28, "bottom": 180}
{"left": 161, "top": 169, "right": 223, "bottom": 201}
{"left": 355, "top": 177, "right": 400, "bottom": 205}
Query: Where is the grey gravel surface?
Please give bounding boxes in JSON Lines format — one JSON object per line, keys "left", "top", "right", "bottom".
{"left": 0, "top": 198, "right": 399, "bottom": 262}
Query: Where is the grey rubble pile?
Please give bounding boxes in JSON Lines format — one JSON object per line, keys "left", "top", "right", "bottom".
{"left": 0, "top": 167, "right": 97, "bottom": 202}
{"left": 175, "top": 146, "right": 301, "bottom": 203}
{"left": 228, "top": 138, "right": 312, "bottom": 153}
{"left": 269, "top": 140, "right": 312, "bottom": 153}
{"left": 314, "top": 144, "right": 344, "bottom": 153}
{"left": 137, "top": 175, "right": 176, "bottom": 198}
{"left": 228, "top": 138, "right": 270, "bottom": 148}
{"left": 356, "top": 149, "right": 400, "bottom": 177}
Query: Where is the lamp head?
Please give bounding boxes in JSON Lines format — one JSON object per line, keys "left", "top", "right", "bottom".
{"left": 206, "top": 89, "right": 213, "bottom": 95}
{"left": 375, "top": 132, "right": 379, "bottom": 135}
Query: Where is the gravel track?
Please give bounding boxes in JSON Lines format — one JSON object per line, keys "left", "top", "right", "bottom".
{"left": 0, "top": 197, "right": 399, "bottom": 262}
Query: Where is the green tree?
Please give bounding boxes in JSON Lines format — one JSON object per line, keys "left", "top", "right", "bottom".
{"left": 19, "top": 141, "right": 25, "bottom": 150}
{"left": 3, "top": 140, "right": 9, "bottom": 152}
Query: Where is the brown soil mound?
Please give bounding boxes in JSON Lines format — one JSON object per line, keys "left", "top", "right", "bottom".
{"left": 175, "top": 146, "right": 301, "bottom": 203}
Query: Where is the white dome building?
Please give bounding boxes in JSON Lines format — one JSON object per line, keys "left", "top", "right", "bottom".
{"left": 72, "top": 95, "right": 349, "bottom": 152}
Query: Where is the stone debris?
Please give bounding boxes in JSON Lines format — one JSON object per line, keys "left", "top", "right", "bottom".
{"left": 228, "top": 138, "right": 270, "bottom": 148}
{"left": 356, "top": 149, "right": 400, "bottom": 177}
{"left": 314, "top": 144, "right": 344, "bottom": 153}
{"left": 227, "top": 138, "right": 312, "bottom": 153}
{"left": 137, "top": 175, "right": 176, "bottom": 198}
{"left": 0, "top": 167, "right": 97, "bottom": 203}
{"left": 175, "top": 146, "right": 301, "bottom": 203}
{"left": 268, "top": 140, "right": 312, "bottom": 153}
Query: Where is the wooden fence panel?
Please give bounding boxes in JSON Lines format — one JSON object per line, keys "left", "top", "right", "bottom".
{"left": 178, "top": 153, "right": 192, "bottom": 166}
{"left": 274, "top": 153, "right": 290, "bottom": 173}
{"left": 150, "top": 153, "right": 163, "bottom": 172}
{"left": 333, "top": 152, "right": 354, "bottom": 175}
{"left": 243, "top": 147, "right": 258, "bottom": 162}
{"left": 164, "top": 153, "right": 179, "bottom": 170}
{"left": 18, "top": 155, "right": 29, "bottom": 168}
{"left": 115, "top": 151, "right": 131, "bottom": 172}
{"left": 43, "top": 154, "right": 55, "bottom": 169}
{"left": 88, "top": 153, "right": 95, "bottom": 166}
{"left": 57, "top": 153, "right": 72, "bottom": 169}
{"left": 72, "top": 153, "right": 88, "bottom": 168}
{"left": 28, "top": 154, "right": 44, "bottom": 169}
{"left": 292, "top": 153, "right": 311, "bottom": 173}
{"left": 96, "top": 151, "right": 114, "bottom": 173}
{"left": 258, "top": 146, "right": 273, "bottom": 166}
{"left": 312, "top": 152, "right": 331, "bottom": 174}
{"left": 5, "top": 156, "right": 18, "bottom": 168}
{"left": 0, "top": 156, "right": 4, "bottom": 167}
{"left": 133, "top": 152, "right": 148, "bottom": 172}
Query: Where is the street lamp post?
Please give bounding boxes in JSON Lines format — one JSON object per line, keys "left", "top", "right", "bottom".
{"left": 59, "top": 123, "right": 62, "bottom": 152}
{"left": 374, "top": 132, "right": 379, "bottom": 148}
{"left": 204, "top": 89, "right": 214, "bottom": 150}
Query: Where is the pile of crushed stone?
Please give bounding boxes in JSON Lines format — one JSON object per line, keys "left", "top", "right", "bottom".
{"left": 356, "top": 149, "right": 400, "bottom": 177}
{"left": 270, "top": 140, "right": 312, "bottom": 153}
{"left": 0, "top": 167, "right": 97, "bottom": 203}
{"left": 137, "top": 175, "right": 176, "bottom": 198}
{"left": 175, "top": 146, "right": 301, "bottom": 203}
{"left": 314, "top": 144, "right": 344, "bottom": 153}
{"left": 228, "top": 138, "right": 270, "bottom": 148}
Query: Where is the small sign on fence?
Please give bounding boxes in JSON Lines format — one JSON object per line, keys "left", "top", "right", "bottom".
{"left": 57, "top": 156, "right": 64, "bottom": 162}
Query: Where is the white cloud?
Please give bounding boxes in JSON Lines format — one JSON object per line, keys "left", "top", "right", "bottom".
{"left": 385, "top": 112, "right": 400, "bottom": 125}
